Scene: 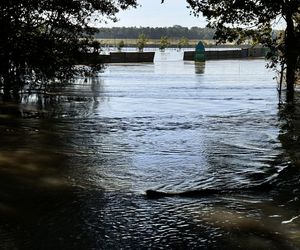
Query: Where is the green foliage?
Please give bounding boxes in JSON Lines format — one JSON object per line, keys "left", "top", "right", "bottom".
{"left": 137, "top": 34, "right": 149, "bottom": 52}
{"left": 117, "top": 40, "right": 125, "bottom": 52}
{"left": 159, "top": 36, "right": 170, "bottom": 51}
{"left": 186, "top": 0, "right": 300, "bottom": 102}
{"left": 95, "top": 26, "right": 215, "bottom": 40}
{"left": 91, "top": 40, "right": 102, "bottom": 54}
{"left": 178, "top": 37, "right": 189, "bottom": 50}
{"left": 0, "top": 0, "right": 137, "bottom": 99}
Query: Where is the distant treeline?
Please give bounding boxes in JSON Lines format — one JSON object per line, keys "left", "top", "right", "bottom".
{"left": 94, "top": 25, "right": 215, "bottom": 40}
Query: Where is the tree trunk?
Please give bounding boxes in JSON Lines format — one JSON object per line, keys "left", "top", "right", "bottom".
{"left": 285, "top": 9, "right": 297, "bottom": 103}
{"left": 2, "top": 63, "right": 12, "bottom": 101}
{"left": 3, "top": 76, "right": 12, "bottom": 101}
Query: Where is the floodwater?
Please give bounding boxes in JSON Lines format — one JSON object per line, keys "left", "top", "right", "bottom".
{"left": 0, "top": 54, "right": 300, "bottom": 249}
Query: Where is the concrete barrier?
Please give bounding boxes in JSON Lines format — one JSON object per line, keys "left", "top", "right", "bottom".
{"left": 184, "top": 48, "right": 268, "bottom": 61}
{"left": 81, "top": 52, "right": 155, "bottom": 64}
{"left": 183, "top": 51, "right": 195, "bottom": 61}
{"left": 109, "top": 52, "right": 155, "bottom": 63}
{"left": 247, "top": 47, "right": 268, "bottom": 57}
{"left": 206, "top": 50, "right": 242, "bottom": 59}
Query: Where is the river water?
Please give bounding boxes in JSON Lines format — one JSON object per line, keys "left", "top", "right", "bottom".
{"left": 0, "top": 54, "right": 300, "bottom": 249}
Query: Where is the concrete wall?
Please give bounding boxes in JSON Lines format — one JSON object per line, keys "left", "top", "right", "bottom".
{"left": 205, "top": 50, "right": 244, "bottom": 59}
{"left": 184, "top": 48, "right": 267, "bottom": 61}
{"left": 107, "top": 52, "right": 155, "bottom": 63}
{"left": 247, "top": 47, "right": 268, "bottom": 58}
{"left": 81, "top": 52, "right": 155, "bottom": 65}
{"left": 183, "top": 51, "right": 196, "bottom": 61}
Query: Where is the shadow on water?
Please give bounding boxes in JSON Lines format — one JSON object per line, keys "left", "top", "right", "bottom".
{"left": 214, "top": 93, "right": 300, "bottom": 249}
{"left": 0, "top": 121, "right": 107, "bottom": 249}
{"left": 0, "top": 77, "right": 107, "bottom": 249}
{"left": 274, "top": 94, "right": 300, "bottom": 197}
{"left": 0, "top": 67, "right": 300, "bottom": 249}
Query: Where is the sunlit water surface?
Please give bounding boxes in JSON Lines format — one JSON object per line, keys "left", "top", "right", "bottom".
{"left": 0, "top": 55, "right": 300, "bottom": 249}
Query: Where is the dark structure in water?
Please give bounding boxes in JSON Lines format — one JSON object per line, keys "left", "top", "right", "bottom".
{"left": 146, "top": 183, "right": 272, "bottom": 199}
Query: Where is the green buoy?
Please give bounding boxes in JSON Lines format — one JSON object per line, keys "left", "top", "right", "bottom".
{"left": 195, "top": 41, "right": 205, "bottom": 62}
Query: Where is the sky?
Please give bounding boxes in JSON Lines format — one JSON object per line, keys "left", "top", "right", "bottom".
{"left": 105, "top": 0, "right": 207, "bottom": 28}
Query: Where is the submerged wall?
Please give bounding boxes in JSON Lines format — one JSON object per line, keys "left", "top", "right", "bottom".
{"left": 184, "top": 48, "right": 268, "bottom": 61}
{"left": 81, "top": 52, "right": 155, "bottom": 65}
{"left": 94, "top": 52, "right": 155, "bottom": 64}
{"left": 83, "top": 48, "right": 267, "bottom": 64}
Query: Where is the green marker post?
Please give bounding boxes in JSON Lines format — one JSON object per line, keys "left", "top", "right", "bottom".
{"left": 195, "top": 41, "right": 205, "bottom": 62}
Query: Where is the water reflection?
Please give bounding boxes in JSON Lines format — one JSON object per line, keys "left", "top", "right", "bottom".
{"left": 195, "top": 62, "right": 206, "bottom": 74}
{"left": 0, "top": 116, "right": 101, "bottom": 249}
{"left": 0, "top": 77, "right": 108, "bottom": 248}
{"left": 17, "top": 77, "right": 105, "bottom": 118}
{"left": 0, "top": 59, "right": 299, "bottom": 249}
{"left": 274, "top": 99, "right": 300, "bottom": 203}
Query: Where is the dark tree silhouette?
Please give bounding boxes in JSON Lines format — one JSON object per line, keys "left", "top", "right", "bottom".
{"left": 0, "top": 0, "right": 137, "bottom": 100}
{"left": 174, "top": 0, "right": 300, "bottom": 103}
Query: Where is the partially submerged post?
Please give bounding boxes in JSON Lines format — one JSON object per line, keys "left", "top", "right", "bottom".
{"left": 194, "top": 41, "right": 205, "bottom": 62}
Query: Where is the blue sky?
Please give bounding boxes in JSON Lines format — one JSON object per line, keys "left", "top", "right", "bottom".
{"left": 105, "top": 0, "right": 207, "bottom": 28}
